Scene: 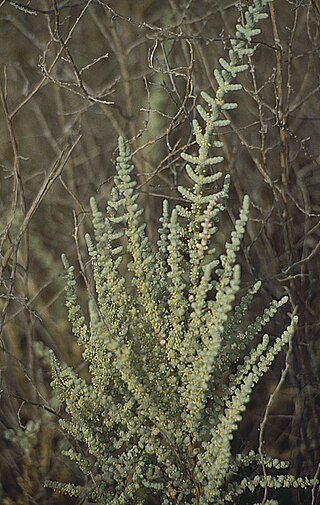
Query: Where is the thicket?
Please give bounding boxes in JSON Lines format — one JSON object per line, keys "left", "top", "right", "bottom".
{"left": 0, "top": 1, "right": 320, "bottom": 504}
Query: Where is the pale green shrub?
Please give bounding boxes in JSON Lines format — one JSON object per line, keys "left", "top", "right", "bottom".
{"left": 46, "top": 1, "right": 317, "bottom": 503}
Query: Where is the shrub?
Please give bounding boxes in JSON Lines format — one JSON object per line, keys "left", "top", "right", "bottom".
{"left": 46, "top": 1, "right": 317, "bottom": 503}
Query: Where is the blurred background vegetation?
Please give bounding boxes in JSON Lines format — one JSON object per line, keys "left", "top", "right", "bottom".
{"left": 0, "top": 0, "right": 319, "bottom": 503}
